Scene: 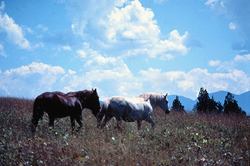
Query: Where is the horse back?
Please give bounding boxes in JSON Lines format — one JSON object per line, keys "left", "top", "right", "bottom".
{"left": 34, "top": 92, "right": 82, "bottom": 115}
{"left": 107, "top": 97, "right": 152, "bottom": 118}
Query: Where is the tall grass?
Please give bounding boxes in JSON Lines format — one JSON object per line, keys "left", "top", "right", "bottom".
{"left": 0, "top": 97, "right": 249, "bottom": 165}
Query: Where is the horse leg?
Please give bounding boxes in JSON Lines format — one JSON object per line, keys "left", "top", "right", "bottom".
{"left": 96, "top": 112, "right": 104, "bottom": 128}
{"left": 70, "top": 116, "right": 76, "bottom": 132}
{"left": 31, "top": 117, "right": 38, "bottom": 134}
{"left": 101, "top": 115, "right": 112, "bottom": 129}
{"left": 145, "top": 117, "right": 155, "bottom": 129}
{"left": 116, "top": 117, "right": 122, "bottom": 131}
{"left": 137, "top": 120, "right": 142, "bottom": 130}
{"left": 49, "top": 116, "right": 55, "bottom": 128}
{"left": 75, "top": 116, "right": 83, "bottom": 132}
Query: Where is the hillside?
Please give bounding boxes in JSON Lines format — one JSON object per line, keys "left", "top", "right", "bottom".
{"left": 0, "top": 97, "right": 249, "bottom": 165}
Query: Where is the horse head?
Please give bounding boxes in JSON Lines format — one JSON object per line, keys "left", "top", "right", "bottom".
{"left": 157, "top": 93, "right": 170, "bottom": 114}
{"left": 163, "top": 93, "right": 170, "bottom": 114}
{"left": 86, "top": 88, "right": 101, "bottom": 117}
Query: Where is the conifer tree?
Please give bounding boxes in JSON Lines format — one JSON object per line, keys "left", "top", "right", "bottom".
{"left": 194, "top": 87, "right": 210, "bottom": 113}
{"left": 223, "top": 92, "right": 243, "bottom": 115}
{"left": 171, "top": 96, "right": 185, "bottom": 112}
{"left": 194, "top": 87, "right": 223, "bottom": 113}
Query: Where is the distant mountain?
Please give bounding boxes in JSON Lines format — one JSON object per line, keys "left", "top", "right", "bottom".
{"left": 168, "top": 91, "right": 250, "bottom": 115}
{"left": 168, "top": 95, "right": 195, "bottom": 112}
{"left": 210, "top": 91, "right": 250, "bottom": 115}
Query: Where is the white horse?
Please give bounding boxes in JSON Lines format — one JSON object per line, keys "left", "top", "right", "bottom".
{"left": 97, "top": 97, "right": 154, "bottom": 130}
{"left": 97, "top": 93, "right": 170, "bottom": 130}
{"left": 137, "top": 92, "right": 170, "bottom": 114}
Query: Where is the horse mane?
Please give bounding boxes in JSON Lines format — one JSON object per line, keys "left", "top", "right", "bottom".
{"left": 138, "top": 92, "right": 166, "bottom": 101}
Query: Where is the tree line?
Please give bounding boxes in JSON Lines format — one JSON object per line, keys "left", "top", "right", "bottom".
{"left": 171, "top": 87, "right": 246, "bottom": 116}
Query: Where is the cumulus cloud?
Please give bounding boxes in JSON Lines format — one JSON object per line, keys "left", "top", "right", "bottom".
{"left": 140, "top": 67, "right": 250, "bottom": 99}
{"left": 0, "top": 2, "right": 31, "bottom": 50}
{"left": 208, "top": 60, "right": 221, "bottom": 67}
{"left": 4, "top": 62, "right": 65, "bottom": 76}
{"left": 63, "top": 50, "right": 138, "bottom": 99}
{"left": 0, "top": 62, "right": 65, "bottom": 97}
{"left": 76, "top": 42, "right": 100, "bottom": 59}
{"left": 233, "top": 54, "right": 250, "bottom": 63}
{"left": 63, "top": 0, "right": 189, "bottom": 59}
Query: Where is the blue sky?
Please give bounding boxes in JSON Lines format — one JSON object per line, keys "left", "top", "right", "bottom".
{"left": 0, "top": 0, "right": 249, "bottom": 100}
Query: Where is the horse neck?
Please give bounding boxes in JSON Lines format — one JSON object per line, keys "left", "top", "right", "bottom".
{"left": 147, "top": 95, "right": 159, "bottom": 110}
{"left": 149, "top": 99, "right": 158, "bottom": 110}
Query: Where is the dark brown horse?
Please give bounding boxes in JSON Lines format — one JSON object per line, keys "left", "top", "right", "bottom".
{"left": 66, "top": 89, "right": 101, "bottom": 117}
{"left": 31, "top": 92, "right": 82, "bottom": 133}
{"left": 31, "top": 89, "right": 100, "bottom": 133}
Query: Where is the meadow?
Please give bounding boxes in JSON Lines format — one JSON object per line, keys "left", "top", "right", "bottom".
{"left": 0, "top": 97, "right": 249, "bottom": 165}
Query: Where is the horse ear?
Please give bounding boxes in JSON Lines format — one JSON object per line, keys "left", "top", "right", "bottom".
{"left": 165, "top": 93, "right": 168, "bottom": 97}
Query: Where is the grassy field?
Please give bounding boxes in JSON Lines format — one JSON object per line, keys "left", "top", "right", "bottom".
{"left": 0, "top": 97, "right": 249, "bottom": 165}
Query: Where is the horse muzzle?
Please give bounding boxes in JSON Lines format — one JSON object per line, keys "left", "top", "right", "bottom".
{"left": 165, "top": 110, "right": 170, "bottom": 114}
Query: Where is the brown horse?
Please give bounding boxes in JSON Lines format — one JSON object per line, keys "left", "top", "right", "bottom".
{"left": 31, "top": 89, "right": 100, "bottom": 133}
{"left": 66, "top": 89, "right": 101, "bottom": 117}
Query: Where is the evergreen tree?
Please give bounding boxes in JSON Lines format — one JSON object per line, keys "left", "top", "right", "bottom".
{"left": 194, "top": 87, "right": 223, "bottom": 113}
{"left": 194, "top": 87, "right": 210, "bottom": 113}
{"left": 223, "top": 92, "right": 243, "bottom": 115}
{"left": 209, "top": 96, "right": 223, "bottom": 113}
{"left": 171, "top": 96, "right": 185, "bottom": 112}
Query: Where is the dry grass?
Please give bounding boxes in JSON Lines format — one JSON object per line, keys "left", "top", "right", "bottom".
{"left": 0, "top": 97, "right": 249, "bottom": 165}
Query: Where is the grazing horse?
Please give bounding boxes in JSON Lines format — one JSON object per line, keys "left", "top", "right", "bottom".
{"left": 31, "top": 89, "right": 101, "bottom": 133}
{"left": 137, "top": 92, "right": 170, "bottom": 114}
{"left": 97, "top": 97, "right": 154, "bottom": 130}
{"left": 31, "top": 92, "right": 83, "bottom": 133}
{"left": 66, "top": 89, "right": 101, "bottom": 118}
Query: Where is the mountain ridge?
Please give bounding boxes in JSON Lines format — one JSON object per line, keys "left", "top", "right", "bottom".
{"left": 168, "top": 90, "right": 250, "bottom": 115}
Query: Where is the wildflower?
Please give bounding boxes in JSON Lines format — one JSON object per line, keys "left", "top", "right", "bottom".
{"left": 203, "top": 139, "right": 207, "bottom": 144}
{"left": 112, "top": 137, "right": 115, "bottom": 141}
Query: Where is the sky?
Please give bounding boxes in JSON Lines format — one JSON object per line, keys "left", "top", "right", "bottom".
{"left": 0, "top": 0, "right": 250, "bottom": 100}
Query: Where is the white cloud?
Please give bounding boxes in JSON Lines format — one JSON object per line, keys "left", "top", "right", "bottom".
{"left": 215, "top": 53, "right": 250, "bottom": 72}
{"left": 68, "top": 69, "right": 76, "bottom": 75}
{"left": 139, "top": 67, "right": 250, "bottom": 99}
{"left": 154, "top": 0, "right": 167, "bottom": 3}
{"left": 4, "top": 62, "right": 65, "bottom": 76}
{"left": 233, "top": 54, "right": 250, "bottom": 63}
{"left": 0, "top": 2, "right": 31, "bottom": 50}
{"left": 208, "top": 60, "right": 221, "bottom": 66}
{"left": 0, "top": 1, "right": 5, "bottom": 10}
{"left": 104, "top": 0, "right": 159, "bottom": 43}
{"left": 63, "top": 0, "right": 189, "bottom": 59}
{"left": 36, "top": 24, "right": 49, "bottom": 32}
{"left": 229, "top": 22, "right": 236, "bottom": 30}
{"left": 205, "top": 0, "right": 227, "bottom": 15}
{"left": 103, "top": 0, "right": 189, "bottom": 58}
{"left": 0, "top": 62, "right": 66, "bottom": 98}
{"left": 159, "top": 54, "right": 174, "bottom": 60}
{"left": 0, "top": 43, "right": 6, "bottom": 57}
{"left": 76, "top": 42, "right": 100, "bottom": 59}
